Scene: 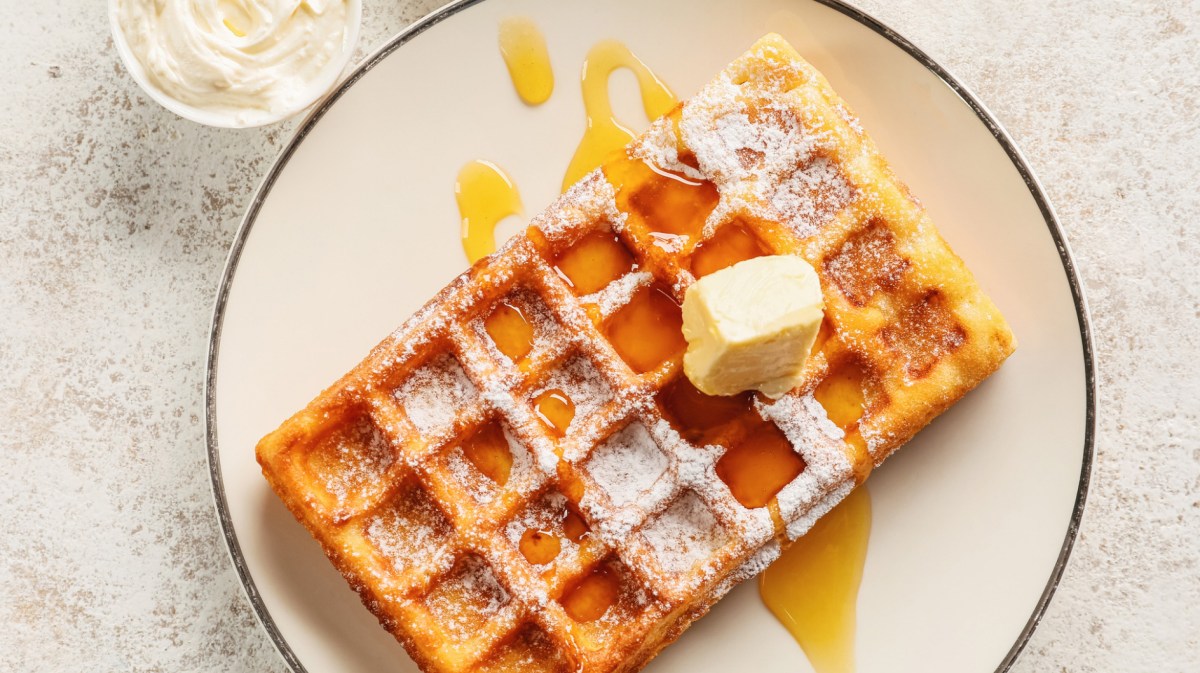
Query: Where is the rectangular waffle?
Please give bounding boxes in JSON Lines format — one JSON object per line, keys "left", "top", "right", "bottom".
{"left": 256, "top": 33, "right": 1015, "bottom": 673}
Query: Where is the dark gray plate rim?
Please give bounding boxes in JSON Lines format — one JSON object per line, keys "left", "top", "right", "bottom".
{"left": 204, "top": 1, "right": 1096, "bottom": 671}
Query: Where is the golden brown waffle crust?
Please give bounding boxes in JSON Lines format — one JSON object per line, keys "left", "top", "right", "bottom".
{"left": 257, "top": 33, "right": 1014, "bottom": 673}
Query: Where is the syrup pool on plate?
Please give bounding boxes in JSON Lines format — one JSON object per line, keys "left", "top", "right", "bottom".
{"left": 760, "top": 487, "right": 872, "bottom": 673}
{"left": 498, "top": 17, "right": 554, "bottom": 105}
{"left": 455, "top": 159, "right": 522, "bottom": 263}
{"left": 562, "top": 40, "right": 677, "bottom": 191}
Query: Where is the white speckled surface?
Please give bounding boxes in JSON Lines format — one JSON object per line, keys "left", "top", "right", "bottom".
{"left": 1, "top": 1, "right": 1197, "bottom": 671}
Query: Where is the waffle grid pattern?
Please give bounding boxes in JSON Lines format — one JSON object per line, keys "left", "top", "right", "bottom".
{"left": 257, "top": 34, "right": 1014, "bottom": 673}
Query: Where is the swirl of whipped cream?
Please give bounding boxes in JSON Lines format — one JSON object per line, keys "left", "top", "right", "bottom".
{"left": 114, "top": 0, "right": 352, "bottom": 125}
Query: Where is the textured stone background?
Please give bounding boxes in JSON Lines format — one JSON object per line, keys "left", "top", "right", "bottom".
{"left": 2, "top": 0, "right": 1197, "bottom": 671}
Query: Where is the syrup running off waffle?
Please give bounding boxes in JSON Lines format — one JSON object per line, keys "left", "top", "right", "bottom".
{"left": 256, "top": 34, "right": 1015, "bottom": 673}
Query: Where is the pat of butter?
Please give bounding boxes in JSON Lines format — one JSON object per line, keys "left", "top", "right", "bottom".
{"left": 682, "top": 255, "right": 824, "bottom": 399}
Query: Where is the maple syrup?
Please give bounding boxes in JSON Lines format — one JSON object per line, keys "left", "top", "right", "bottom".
{"left": 812, "top": 316, "right": 835, "bottom": 356}
{"left": 561, "top": 505, "right": 589, "bottom": 543}
{"left": 814, "top": 361, "right": 867, "bottom": 429}
{"left": 460, "top": 422, "right": 513, "bottom": 486}
{"left": 519, "top": 528, "right": 561, "bottom": 565}
{"left": 553, "top": 231, "right": 636, "bottom": 295}
{"left": 563, "top": 40, "right": 677, "bottom": 191}
{"left": 604, "top": 284, "right": 685, "bottom": 374}
{"left": 760, "top": 486, "right": 872, "bottom": 673}
{"left": 455, "top": 160, "right": 523, "bottom": 264}
{"left": 605, "top": 155, "right": 719, "bottom": 248}
{"left": 690, "top": 221, "right": 769, "bottom": 278}
{"left": 815, "top": 358, "right": 872, "bottom": 481}
{"left": 560, "top": 469, "right": 586, "bottom": 503}
{"left": 534, "top": 388, "right": 575, "bottom": 436}
{"left": 658, "top": 377, "right": 754, "bottom": 445}
{"left": 560, "top": 565, "right": 620, "bottom": 622}
{"left": 498, "top": 17, "right": 554, "bottom": 106}
{"left": 715, "top": 422, "right": 805, "bottom": 509}
{"left": 485, "top": 300, "right": 535, "bottom": 363}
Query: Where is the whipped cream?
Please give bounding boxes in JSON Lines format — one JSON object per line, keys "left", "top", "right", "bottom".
{"left": 113, "top": 0, "right": 354, "bottom": 126}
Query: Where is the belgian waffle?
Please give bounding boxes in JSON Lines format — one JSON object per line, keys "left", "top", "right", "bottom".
{"left": 256, "top": 33, "right": 1015, "bottom": 673}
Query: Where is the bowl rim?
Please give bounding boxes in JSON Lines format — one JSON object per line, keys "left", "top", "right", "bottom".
{"left": 108, "top": 0, "right": 363, "bottom": 129}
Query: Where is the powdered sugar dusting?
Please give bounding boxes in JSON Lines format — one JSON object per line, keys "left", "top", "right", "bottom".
{"left": 533, "top": 355, "right": 613, "bottom": 440}
{"left": 771, "top": 156, "right": 854, "bottom": 238}
{"left": 582, "top": 270, "right": 652, "bottom": 319}
{"left": 504, "top": 491, "right": 585, "bottom": 568}
{"left": 785, "top": 480, "right": 853, "bottom": 541}
{"left": 445, "top": 424, "right": 536, "bottom": 505}
{"left": 311, "top": 415, "right": 395, "bottom": 508}
{"left": 711, "top": 539, "right": 782, "bottom": 599}
{"left": 365, "top": 485, "right": 452, "bottom": 574}
{"left": 529, "top": 170, "right": 623, "bottom": 244}
{"left": 642, "top": 492, "right": 728, "bottom": 574}
{"left": 425, "top": 555, "right": 511, "bottom": 636}
{"left": 630, "top": 118, "right": 705, "bottom": 181}
{"left": 756, "top": 392, "right": 854, "bottom": 526}
{"left": 586, "top": 422, "right": 669, "bottom": 509}
{"left": 680, "top": 73, "right": 826, "bottom": 189}
{"left": 395, "top": 354, "right": 477, "bottom": 436}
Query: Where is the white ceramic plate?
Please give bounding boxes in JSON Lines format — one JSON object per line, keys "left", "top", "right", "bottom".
{"left": 207, "top": 1, "right": 1094, "bottom": 672}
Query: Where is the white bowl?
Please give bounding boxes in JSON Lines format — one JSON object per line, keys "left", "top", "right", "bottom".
{"left": 109, "top": 0, "right": 362, "bottom": 128}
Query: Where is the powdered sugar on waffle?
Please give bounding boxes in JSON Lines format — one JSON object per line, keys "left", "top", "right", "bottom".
{"left": 640, "top": 492, "right": 729, "bottom": 575}
{"left": 445, "top": 425, "right": 536, "bottom": 505}
{"left": 681, "top": 74, "right": 823, "bottom": 186}
{"left": 395, "top": 354, "right": 478, "bottom": 436}
{"left": 680, "top": 61, "right": 846, "bottom": 241}
{"left": 582, "top": 270, "right": 652, "bottom": 319}
{"left": 644, "top": 417, "right": 774, "bottom": 558}
{"left": 585, "top": 422, "right": 670, "bottom": 508}
{"left": 365, "top": 486, "right": 451, "bottom": 575}
{"left": 530, "top": 171, "right": 625, "bottom": 245}
{"left": 473, "top": 290, "right": 562, "bottom": 371}
{"left": 755, "top": 392, "right": 855, "bottom": 535}
{"left": 504, "top": 491, "right": 585, "bottom": 569}
{"left": 426, "top": 555, "right": 511, "bottom": 633}
{"left": 770, "top": 156, "right": 855, "bottom": 238}
{"left": 583, "top": 422, "right": 673, "bottom": 540}
{"left": 630, "top": 117, "right": 705, "bottom": 181}
{"left": 319, "top": 416, "right": 395, "bottom": 508}
{"left": 533, "top": 355, "right": 613, "bottom": 440}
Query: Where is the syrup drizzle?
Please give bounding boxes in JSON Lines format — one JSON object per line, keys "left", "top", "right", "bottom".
{"left": 760, "top": 486, "right": 872, "bottom": 673}
{"left": 456, "top": 24, "right": 874, "bottom": 669}
{"left": 561, "top": 565, "right": 620, "bottom": 622}
{"left": 534, "top": 388, "right": 575, "bottom": 436}
{"left": 455, "top": 160, "right": 522, "bottom": 264}
{"left": 562, "top": 40, "right": 677, "bottom": 191}
{"left": 498, "top": 17, "right": 554, "bottom": 106}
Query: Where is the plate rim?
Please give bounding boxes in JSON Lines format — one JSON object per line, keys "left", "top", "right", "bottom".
{"left": 203, "top": 1, "right": 1096, "bottom": 671}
